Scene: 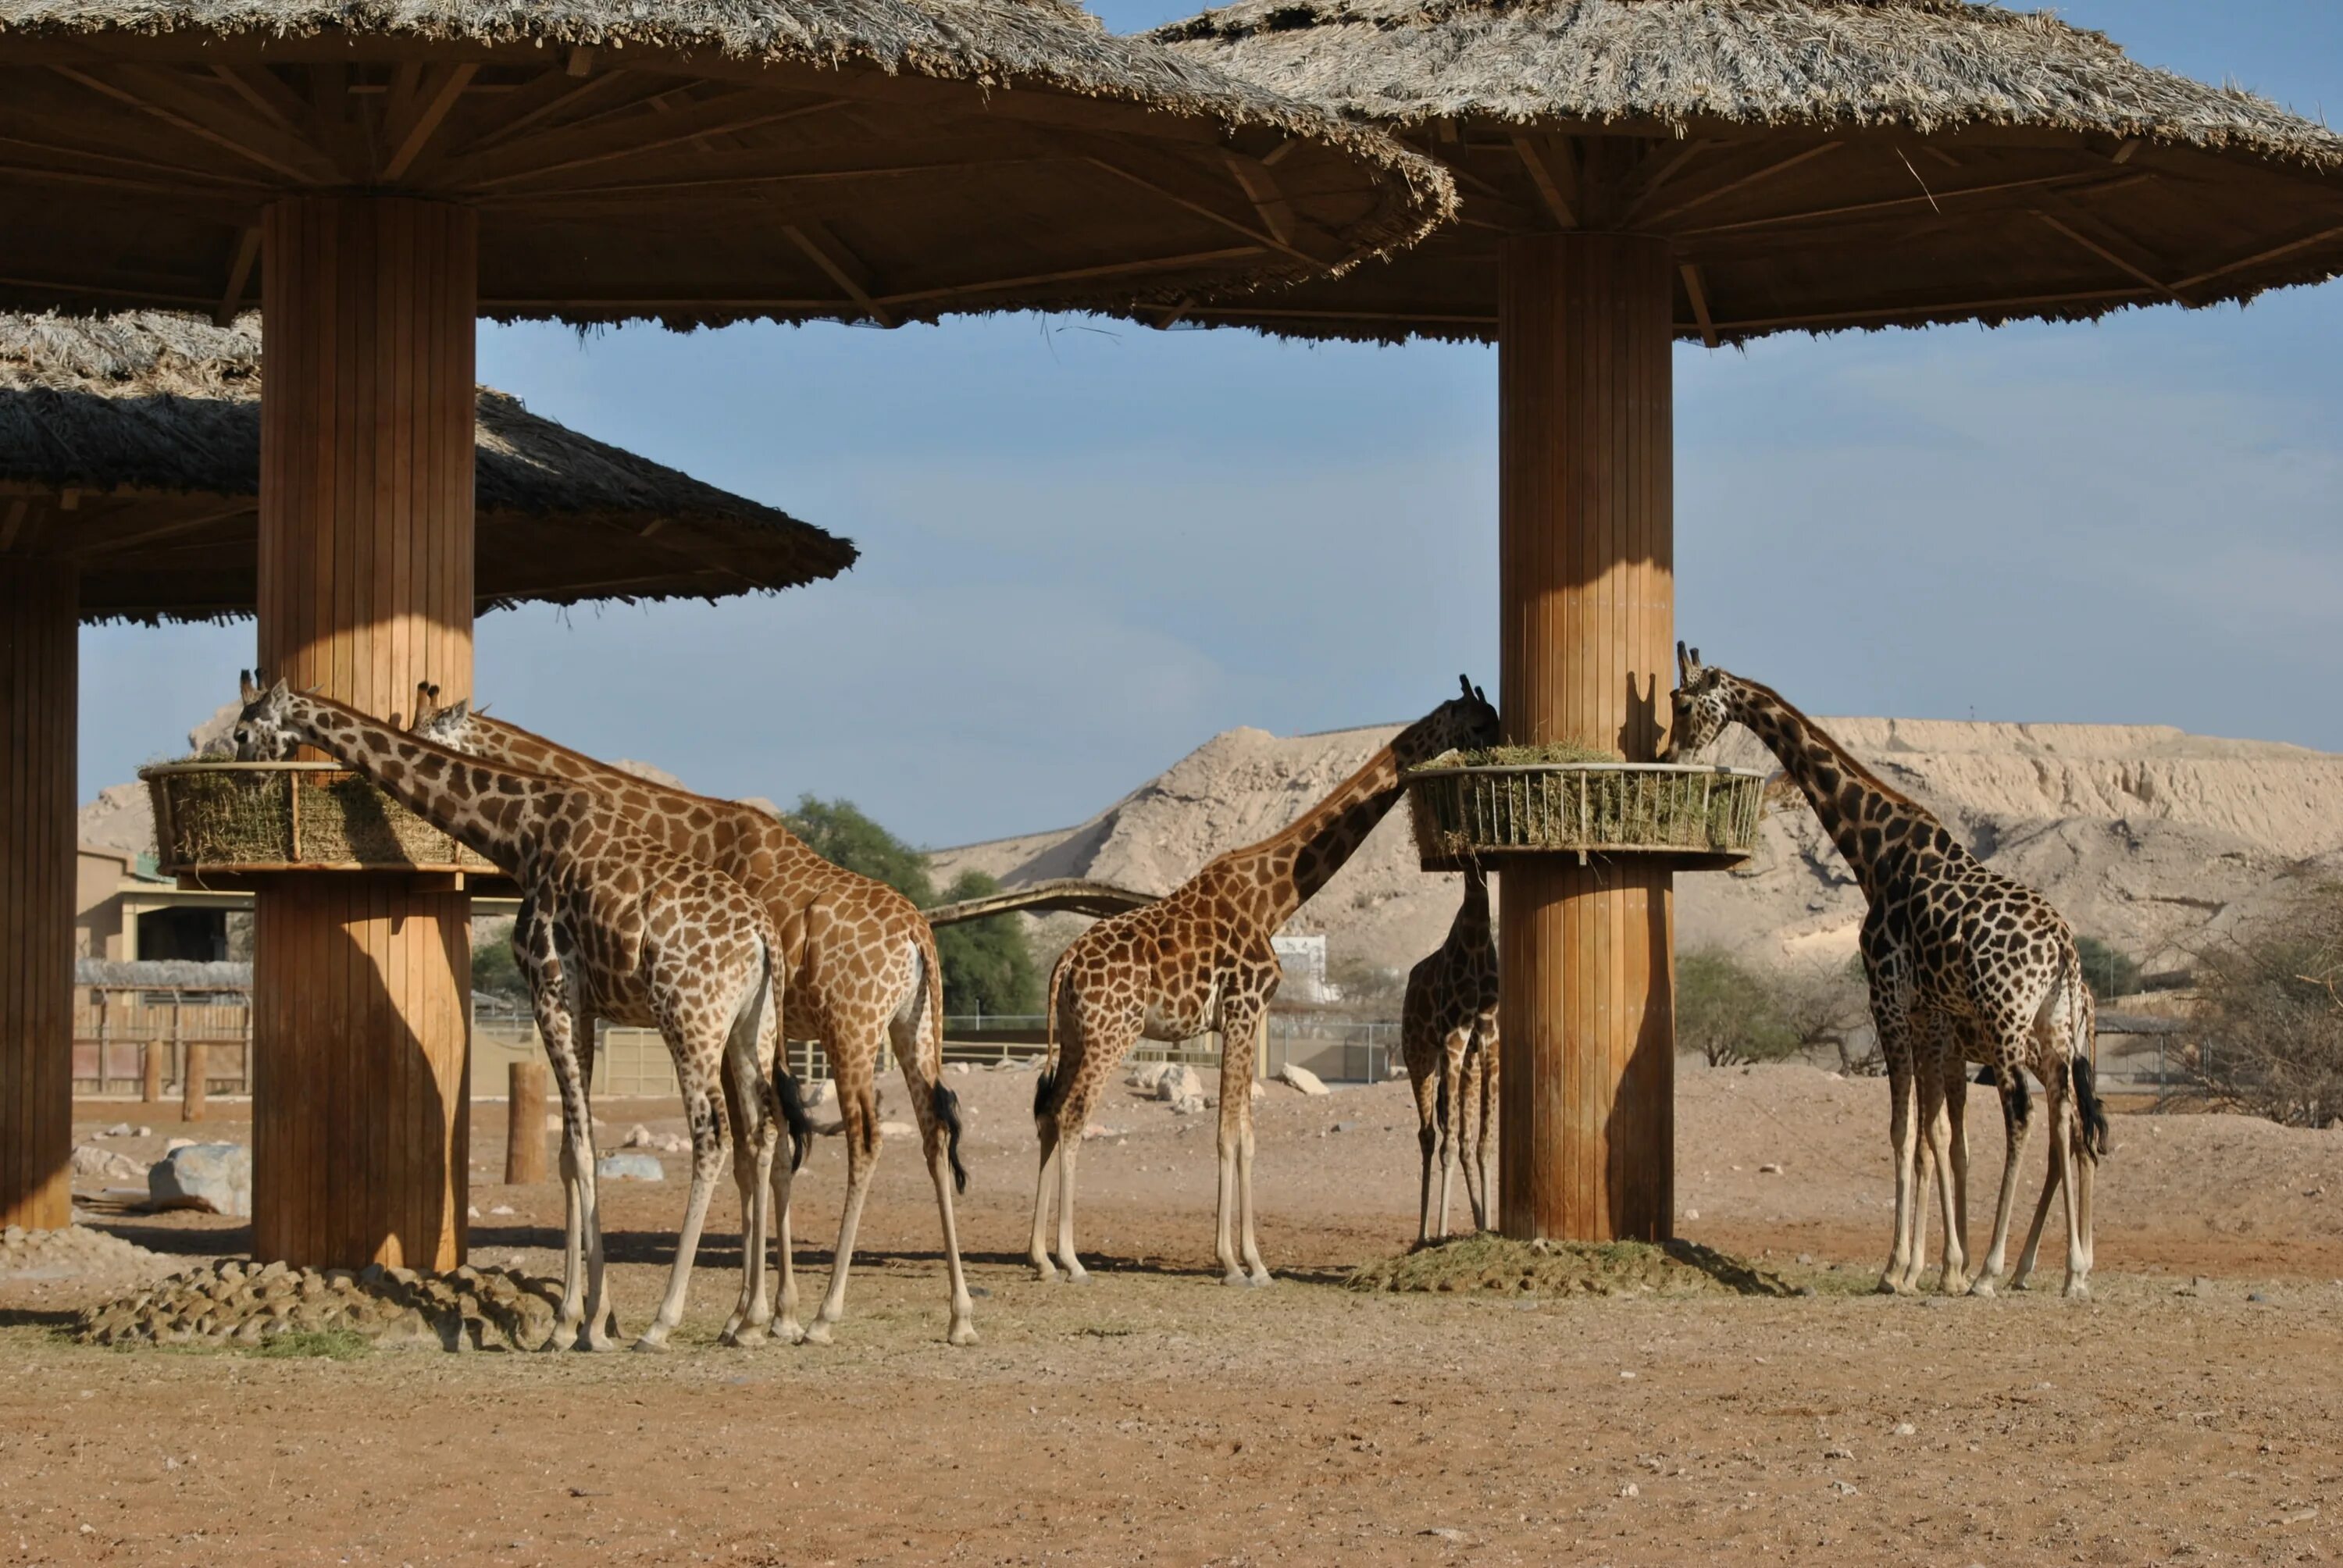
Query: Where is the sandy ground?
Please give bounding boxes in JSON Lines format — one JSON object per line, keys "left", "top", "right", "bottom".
{"left": 5, "top": 1061, "right": 2341, "bottom": 1566}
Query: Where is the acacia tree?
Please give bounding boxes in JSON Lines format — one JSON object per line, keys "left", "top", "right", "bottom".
{"left": 2184, "top": 884, "right": 2343, "bottom": 1128}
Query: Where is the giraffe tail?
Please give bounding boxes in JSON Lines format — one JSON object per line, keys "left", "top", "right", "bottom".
{"left": 1033, "top": 946, "right": 1075, "bottom": 1127}
{"left": 775, "top": 1063, "right": 814, "bottom": 1174}
{"left": 2069, "top": 964, "right": 2110, "bottom": 1160}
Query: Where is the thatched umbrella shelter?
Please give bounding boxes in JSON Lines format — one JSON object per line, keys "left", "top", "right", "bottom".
{"left": 2, "top": 311, "right": 858, "bottom": 621}
{"left": 0, "top": 0, "right": 1453, "bottom": 1263}
{"left": 0, "top": 308, "right": 854, "bottom": 1251}
{"left": 1156, "top": 0, "right": 2343, "bottom": 1244}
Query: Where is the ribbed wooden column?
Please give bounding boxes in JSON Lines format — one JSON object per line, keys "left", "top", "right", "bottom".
{"left": 0, "top": 559, "right": 76, "bottom": 1233}
{"left": 1496, "top": 233, "right": 1676, "bottom": 1242}
{"left": 253, "top": 196, "right": 476, "bottom": 1269}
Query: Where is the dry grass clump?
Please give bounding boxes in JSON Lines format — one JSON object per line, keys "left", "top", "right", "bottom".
{"left": 1408, "top": 754, "right": 1762, "bottom": 861}
{"left": 1348, "top": 1235, "right": 1795, "bottom": 1298}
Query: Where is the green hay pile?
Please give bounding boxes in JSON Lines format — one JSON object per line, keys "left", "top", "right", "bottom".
{"left": 1436, "top": 742, "right": 1624, "bottom": 767}
{"left": 1349, "top": 1235, "right": 1796, "bottom": 1298}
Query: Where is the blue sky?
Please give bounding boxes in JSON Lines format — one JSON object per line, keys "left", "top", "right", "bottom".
{"left": 80, "top": 1, "right": 2343, "bottom": 848}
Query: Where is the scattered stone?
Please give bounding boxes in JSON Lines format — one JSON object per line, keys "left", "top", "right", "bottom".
{"left": 1249, "top": 1080, "right": 1267, "bottom": 1102}
{"left": 1828, "top": 1480, "right": 1860, "bottom": 1496}
{"left": 76, "top": 1257, "right": 564, "bottom": 1352}
{"left": 1275, "top": 1064, "right": 1330, "bottom": 1096}
{"left": 98, "top": 1122, "right": 150, "bottom": 1139}
{"left": 1080, "top": 1124, "right": 1126, "bottom": 1142}
{"left": 1421, "top": 1527, "right": 1466, "bottom": 1541}
{"left": 1825, "top": 1447, "right": 1853, "bottom": 1460}
{"left": 1684, "top": 1208, "right": 1700, "bottom": 1221}
{"left": 622, "top": 1124, "right": 655, "bottom": 1149}
{"left": 1796, "top": 1253, "right": 1813, "bottom": 1266}
{"left": 164, "top": 1137, "right": 197, "bottom": 1153}
{"left": 1894, "top": 1423, "right": 1917, "bottom": 1437}
{"left": 1330, "top": 1121, "right": 1359, "bottom": 1135}
{"left": 1618, "top": 1483, "right": 1640, "bottom": 1499}
{"left": 2248, "top": 1291, "right": 2271, "bottom": 1304}
{"left": 806, "top": 1078, "right": 839, "bottom": 1110}
{"left": 948, "top": 1062, "right": 972, "bottom": 1075}
{"left": 1168, "top": 1094, "right": 1207, "bottom": 1117}
{"left": 595, "top": 1152, "right": 664, "bottom": 1182}
{"left": 1127, "top": 1062, "right": 1172, "bottom": 1091}
{"left": 487, "top": 1204, "right": 516, "bottom": 1217}
{"left": 149, "top": 1143, "right": 251, "bottom": 1217}
{"left": 1155, "top": 1064, "right": 1205, "bottom": 1103}
{"left": 70, "top": 1142, "right": 144, "bottom": 1181}
{"left": 879, "top": 1121, "right": 917, "bottom": 1139}
{"left": 467, "top": 1205, "right": 481, "bottom": 1220}
{"left": 1759, "top": 1163, "right": 1785, "bottom": 1175}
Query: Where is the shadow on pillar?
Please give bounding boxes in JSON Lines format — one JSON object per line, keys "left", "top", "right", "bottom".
{"left": 251, "top": 878, "right": 469, "bottom": 1270}
{"left": 1600, "top": 886, "right": 1678, "bottom": 1242}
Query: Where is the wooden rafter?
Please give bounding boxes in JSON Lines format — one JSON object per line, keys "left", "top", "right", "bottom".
{"left": 469, "top": 153, "right": 1053, "bottom": 207}
{"left": 2174, "top": 223, "right": 2343, "bottom": 291}
{"left": 2031, "top": 208, "right": 2187, "bottom": 304}
{"left": 781, "top": 220, "right": 894, "bottom": 326}
{"left": 1224, "top": 153, "right": 1297, "bottom": 247}
{"left": 1716, "top": 286, "right": 2154, "bottom": 333}
{"left": 215, "top": 227, "right": 261, "bottom": 325}
{"left": 0, "top": 499, "right": 30, "bottom": 553}
{"left": 381, "top": 62, "right": 478, "bottom": 180}
{"left": 66, "top": 501, "right": 258, "bottom": 558}
{"left": 209, "top": 63, "right": 308, "bottom": 133}
{"left": 1638, "top": 141, "right": 1842, "bottom": 229}
{"left": 1677, "top": 169, "right": 2149, "bottom": 237}
{"left": 1617, "top": 139, "right": 1709, "bottom": 221}
{"left": 440, "top": 90, "right": 849, "bottom": 191}
{"left": 1082, "top": 154, "right": 1314, "bottom": 266}
{"left": 454, "top": 66, "right": 641, "bottom": 153}
{"left": 1510, "top": 133, "right": 1578, "bottom": 229}
{"left": 49, "top": 63, "right": 336, "bottom": 184}
{"left": 874, "top": 246, "right": 1264, "bottom": 307}
{"left": 1680, "top": 262, "right": 1718, "bottom": 348}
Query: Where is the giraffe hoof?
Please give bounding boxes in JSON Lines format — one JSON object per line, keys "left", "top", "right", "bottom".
{"left": 948, "top": 1320, "right": 979, "bottom": 1348}
{"left": 1968, "top": 1278, "right": 1999, "bottom": 1299}
{"left": 1059, "top": 1265, "right": 1091, "bottom": 1285}
{"left": 721, "top": 1322, "right": 771, "bottom": 1349}
{"left": 1873, "top": 1276, "right": 1903, "bottom": 1297}
{"left": 629, "top": 1333, "right": 672, "bottom": 1355}
{"left": 1246, "top": 1270, "right": 1274, "bottom": 1288}
{"left": 2063, "top": 1280, "right": 2092, "bottom": 1301}
{"left": 1940, "top": 1274, "right": 1971, "bottom": 1297}
{"left": 1031, "top": 1263, "right": 1057, "bottom": 1284}
{"left": 802, "top": 1320, "right": 835, "bottom": 1346}
{"left": 776, "top": 1320, "right": 807, "bottom": 1346}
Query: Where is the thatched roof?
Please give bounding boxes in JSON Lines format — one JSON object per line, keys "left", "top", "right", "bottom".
{"left": 1153, "top": 0, "right": 2343, "bottom": 343}
{"left": 0, "top": 312, "right": 859, "bottom": 623}
{"left": 0, "top": 1, "right": 1455, "bottom": 327}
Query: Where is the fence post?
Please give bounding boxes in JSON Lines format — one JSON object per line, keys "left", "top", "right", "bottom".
{"left": 181, "top": 1040, "right": 207, "bottom": 1123}
{"left": 505, "top": 1059, "right": 547, "bottom": 1185}
{"left": 95, "top": 988, "right": 110, "bottom": 1097}
{"left": 143, "top": 1040, "right": 164, "bottom": 1104}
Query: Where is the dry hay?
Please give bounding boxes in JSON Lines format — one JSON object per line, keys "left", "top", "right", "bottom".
{"left": 152, "top": 766, "right": 493, "bottom": 872}
{"left": 1408, "top": 750, "right": 1763, "bottom": 863}
{"left": 0, "top": 1224, "right": 177, "bottom": 1289}
{"left": 77, "top": 1260, "right": 566, "bottom": 1353}
{"left": 1348, "top": 1235, "right": 1796, "bottom": 1298}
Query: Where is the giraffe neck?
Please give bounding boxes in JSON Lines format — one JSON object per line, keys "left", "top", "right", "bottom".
{"left": 1724, "top": 678, "right": 1942, "bottom": 899}
{"left": 283, "top": 693, "right": 562, "bottom": 869}
{"left": 1238, "top": 742, "right": 1408, "bottom": 922}
{"left": 1453, "top": 868, "right": 1491, "bottom": 939}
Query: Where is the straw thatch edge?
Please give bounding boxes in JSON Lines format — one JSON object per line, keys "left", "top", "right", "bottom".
{"left": 0, "top": 0, "right": 1459, "bottom": 306}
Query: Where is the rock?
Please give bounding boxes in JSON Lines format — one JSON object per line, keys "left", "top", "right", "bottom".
{"left": 164, "top": 1138, "right": 197, "bottom": 1153}
{"left": 148, "top": 1144, "right": 251, "bottom": 1217}
{"left": 1155, "top": 1064, "right": 1205, "bottom": 1103}
{"left": 654, "top": 1133, "right": 690, "bottom": 1154}
{"left": 1275, "top": 1064, "right": 1329, "bottom": 1096}
{"left": 1127, "top": 1062, "right": 1172, "bottom": 1091}
{"left": 806, "top": 1078, "right": 838, "bottom": 1110}
{"left": 1330, "top": 1121, "right": 1359, "bottom": 1134}
{"left": 101, "top": 1122, "right": 137, "bottom": 1139}
{"left": 1619, "top": 1484, "right": 1640, "bottom": 1499}
{"left": 1828, "top": 1480, "right": 1860, "bottom": 1496}
{"left": 1684, "top": 1208, "right": 1700, "bottom": 1221}
{"left": 1759, "top": 1163, "right": 1785, "bottom": 1175}
{"left": 1248, "top": 1080, "right": 1267, "bottom": 1102}
{"left": 1080, "top": 1123, "right": 1126, "bottom": 1142}
{"left": 879, "top": 1120, "right": 917, "bottom": 1139}
{"left": 1893, "top": 1423, "right": 1917, "bottom": 1437}
{"left": 71, "top": 1142, "right": 144, "bottom": 1181}
{"left": 594, "top": 1152, "right": 664, "bottom": 1182}
{"left": 1168, "top": 1094, "right": 1207, "bottom": 1117}
{"left": 622, "top": 1124, "right": 655, "bottom": 1149}
{"left": 947, "top": 1062, "right": 972, "bottom": 1075}
{"left": 488, "top": 1204, "right": 515, "bottom": 1217}
{"left": 1422, "top": 1527, "right": 1467, "bottom": 1541}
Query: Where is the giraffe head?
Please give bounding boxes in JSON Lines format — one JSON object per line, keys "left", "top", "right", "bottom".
{"left": 231, "top": 670, "right": 303, "bottom": 761}
{"left": 1393, "top": 675, "right": 1501, "bottom": 767}
{"left": 1664, "top": 643, "right": 1742, "bottom": 761}
{"left": 410, "top": 682, "right": 476, "bottom": 751}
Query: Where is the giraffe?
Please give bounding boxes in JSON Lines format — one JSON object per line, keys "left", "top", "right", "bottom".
{"left": 408, "top": 686, "right": 975, "bottom": 1345}
{"left": 231, "top": 675, "right": 808, "bottom": 1350}
{"left": 1402, "top": 864, "right": 1500, "bottom": 1244}
{"left": 1665, "top": 646, "right": 2109, "bottom": 1299}
{"left": 1030, "top": 678, "right": 1500, "bottom": 1286}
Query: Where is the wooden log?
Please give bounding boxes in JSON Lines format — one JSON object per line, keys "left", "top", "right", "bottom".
{"left": 181, "top": 1041, "right": 207, "bottom": 1124}
{"left": 1496, "top": 233, "right": 1677, "bottom": 1243}
{"left": 250, "top": 195, "right": 477, "bottom": 1270}
{"left": 0, "top": 559, "right": 75, "bottom": 1231}
{"left": 505, "top": 1060, "right": 547, "bottom": 1185}
{"left": 144, "top": 1040, "right": 165, "bottom": 1104}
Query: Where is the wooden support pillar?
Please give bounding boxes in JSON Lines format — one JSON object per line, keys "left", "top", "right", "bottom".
{"left": 1496, "top": 233, "right": 1677, "bottom": 1242}
{"left": 0, "top": 558, "right": 75, "bottom": 1232}
{"left": 504, "top": 1060, "right": 547, "bottom": 1185}
{"left": 251, "top": 195, "right": 477, "bottom": 1269}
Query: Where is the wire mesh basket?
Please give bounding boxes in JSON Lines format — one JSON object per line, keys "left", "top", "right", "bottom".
{"left": 1406, "top": 762, "right": 1767, "bottom": 871}
{"left": 143, "top": 762, "right": 501, "bottom": 878}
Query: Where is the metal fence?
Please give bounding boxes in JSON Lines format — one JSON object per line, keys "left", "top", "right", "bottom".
{"left": 938, "top": 1013, "right": 1403, "bottom": 1085}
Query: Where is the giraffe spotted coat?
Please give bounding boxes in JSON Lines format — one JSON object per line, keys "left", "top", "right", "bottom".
{"left": 1667, "top": 647, "right": 2109, "bottom": 1299}
{"left": 1403, "top": 865, "right": 1500, "bottom": 1243}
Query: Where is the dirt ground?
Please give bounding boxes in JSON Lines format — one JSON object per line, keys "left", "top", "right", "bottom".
{"left": 5, "top": 1060, "right": 2340, "bottom": 1566}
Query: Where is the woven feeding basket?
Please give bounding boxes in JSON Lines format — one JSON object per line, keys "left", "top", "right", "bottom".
{"left": 1407, "top": 761, "right": 1767, "bottom": 872}
{"left": 142, "top": 762, "right": 502, "bottom": 881}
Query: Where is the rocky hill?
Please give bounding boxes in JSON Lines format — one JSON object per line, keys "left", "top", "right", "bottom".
{"left": 929, "top": 718, "right": 2343, "bottom": 984}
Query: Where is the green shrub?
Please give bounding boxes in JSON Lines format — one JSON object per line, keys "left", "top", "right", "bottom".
{"left": 1676, "top": 949, "right": 1804, "bottom": 1067}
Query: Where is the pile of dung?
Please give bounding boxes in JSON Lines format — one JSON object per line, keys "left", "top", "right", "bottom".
{"left": 76, "top": 1259, "right": 565, "bottom": 1352}
{"left": 0, "top": 1224, "right": 178, "bottom": 1288}
{"left": 1349, "top": 1235, "right": 1796, "bottom": 1298}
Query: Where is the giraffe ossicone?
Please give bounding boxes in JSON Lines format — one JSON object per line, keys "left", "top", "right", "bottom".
{"left": 1029, "top": 680, "right": 1500, "bottom": 1287}
{"left": 1667, "top": 646, "right": 2107, "bottom": 1300}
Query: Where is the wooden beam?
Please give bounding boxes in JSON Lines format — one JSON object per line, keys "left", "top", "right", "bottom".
{"left": 1182, "top": 305, "right": 1498, "bottom": 328}
{"left": 2172, "top": 223, "right": 2343, "bottom": 291}
{"left": 1638, "top": 141, "right": 1842, "bottom": 228}
{"left": 441, "top": 91, "right": 851, "bottom": 191}
{"left": 0, "top": 499, "right": 30, "bottom": 553}
{"left": 1677, "top": 169, "right": 2149, "bottom": 238}
{"left": 381, "top": 62, "right": 477, "bottom": 180}
{"left": 2031, "top": 208, "right": 2188, "bottom": 303}
{"left": 215, "top": 226, "right": 261, "bottom": 325}
{"left": 781, "top": 220, "right": 894, "bottom": 326}
{"left": 566, "top": 47, "right": 597, "bottom": 79}
{"left": 451, "top": 66, "right": 640, "bottom": 153}
{"left": 66, "top": 501, "right": 257, "bottom": 558}
{"left": 1224, "top": 153, "right": 1297, "bottom": 246}
{"left": 1714, "top": 286, "right": 2154, "bottom": 333}
{"left": 1616, "top": 138, "right": 1709, "bottom": 221}
{"left": 1082, "top": 155, "right": 1315, "bottom": 265}
{"left": 469, "top": 152, "right": 1056, "bottom": 207}
{"left": 0, "top": 273, "right": 213, "bottom": 308}
{"left": 1680, "top": 262, "right": 1718, "bottom": 347}
{"left": 1510, "top": 133, "right": 1578, "bottom": 229}
{"left": 875, "top": 246, "right": 1265, "bottom": 307}
{"left": 209, "top": 63, "right": 308, "bottom": 132}
{"left": 0, "top": 131, "right": 275, "bottom": 193}
{"left": 48, "top": 63, "right": 335, "bottom": 183}
{"left": 0, "top": 159, "right": 262, "bottom": 203}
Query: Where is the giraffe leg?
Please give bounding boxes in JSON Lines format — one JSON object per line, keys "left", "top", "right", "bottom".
{"left": 1222, "top": 1004, "right": 1271, "bottom": 1287}
{"left": 1970, "top": 1071, "right": 2031, "bottom": 1296}
{"left": 636, "top": 1064, "right": 726, "bottom": 1352}
{"left": 890, "top": 966, "right": 978, "bottom": 1346}
{"left": 1927, "top": 1035, "right": 1970, "bottom": 1295}
{"left": 1471, "top": 1027, "right": 1499, "bottom": 1231}
{"left": 1052, "top": 1121, "right": 1089, "bottom": 1284}
{"left": 1435, "top": 1031, "right": 1468, "bottom": 1242}
{"left": 1030, "top": 1125, "right": 1063, "bottom": 1281}
{"left": 810, "top": 1068, "right": 882, "bottom": 1341}
{"left": 1878, "top": 1039, "right": 1920, "bottom": 1295}
{"left": 521, "top": 929, "right": 604, "bottom": 1351}
{"left": 718, "top": 1043, "right": 778, "bottom": 1349}
{"left": 1408, "top": 1049, "right": 1439, "bottom": 1246}
{"left": 2009, "top": 1128, "right": 2063, "bottom": 1292}
{"left": 2049, "top": 1088, "right": 2090, "bottom": 1299}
